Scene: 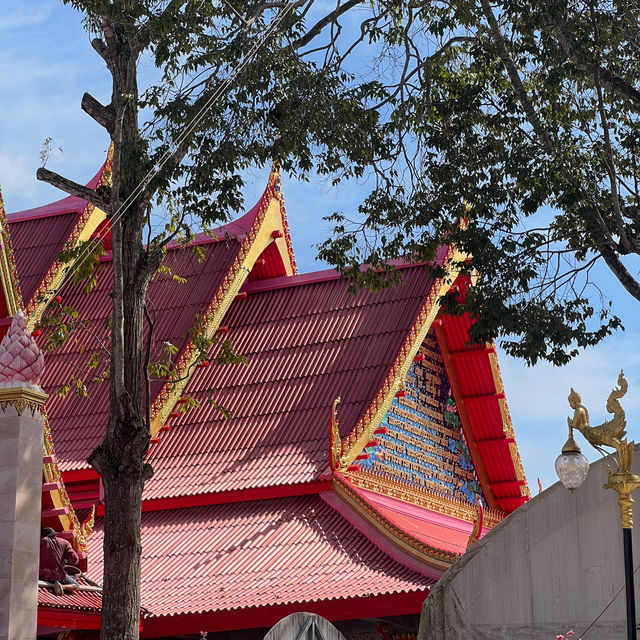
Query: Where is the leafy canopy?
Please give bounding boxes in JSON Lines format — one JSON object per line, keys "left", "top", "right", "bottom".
{"left": 316, "top": 0, "right": 640, "bottom": 365}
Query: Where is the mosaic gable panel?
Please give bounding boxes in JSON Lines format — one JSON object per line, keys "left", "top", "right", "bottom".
{"left": 356, "top": 330, "right": 487, "bottom": 506}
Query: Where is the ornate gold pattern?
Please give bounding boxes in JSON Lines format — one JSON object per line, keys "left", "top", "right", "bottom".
{"left": 329, "top": 397, "right": 342, "bottom": 470}
{"left": 42, "top": 408, "right": 93, "bottom": 552}
{"left": 333, "top": 472, "right": 460, "bottom": 570}
{"left": 466, "top": 497, "right": 484, "bottom": 550}
{"left": 149, "top": 166, "right": 290, "bottom": 435}
{"left": 272, "top": 168, "right": 297, "bottom": 275}
{"left": 348, "top": 467, "right": 503, "bottom": 527}
{"left": 0, "top": 187, "right": 23, "bottom": 315}
{"left": 338, "top": 246, "right": 467, "bottom": 469}
{"left": 26, "top": 144, "right": 114, "bottom": 329}
{"left": 0, "top": 386, "right": 47, "bottom": 416}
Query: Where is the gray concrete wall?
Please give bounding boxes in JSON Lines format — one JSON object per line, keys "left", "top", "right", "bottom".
{"left": 0, "top": 405, "right": 44, "bottom": 640}
{"left": 419, "top": 450, "right": 640, "bottom": 639}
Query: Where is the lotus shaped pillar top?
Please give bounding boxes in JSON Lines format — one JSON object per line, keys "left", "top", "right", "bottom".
{"left": 0, "top": 310, "right": 44, "bottom": 388}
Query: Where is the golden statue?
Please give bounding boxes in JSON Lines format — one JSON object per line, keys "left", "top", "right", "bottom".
{"left": 566, "top": 370, "right": 640, "bottom": 529}
{"left": 568, "top": 371, "right": 632, "bottom": 474}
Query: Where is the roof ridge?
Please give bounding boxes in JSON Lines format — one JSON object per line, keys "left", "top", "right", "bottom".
{"left": 240, "top": 260, "right": 429, "bottom": 295}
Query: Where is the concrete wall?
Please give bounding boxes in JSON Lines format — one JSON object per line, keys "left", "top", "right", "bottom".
{"left": 0, "top": 405, "right": 44, "bottom": 640}
{"left": 419, "top": 450, "right": 640, "bottom": 639}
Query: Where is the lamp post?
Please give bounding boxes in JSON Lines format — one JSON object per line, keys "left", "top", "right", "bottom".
{"left": 555, "top": 371, "right": 639, "bottom": 640}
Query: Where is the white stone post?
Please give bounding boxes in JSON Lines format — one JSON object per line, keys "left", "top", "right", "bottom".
{"left": 0, "top": 390, "right": 47, "bottom": 640}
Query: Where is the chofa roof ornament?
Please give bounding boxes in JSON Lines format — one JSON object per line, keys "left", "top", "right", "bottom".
{"left": 0, "top": 310, "right": 45, "bottom": 388}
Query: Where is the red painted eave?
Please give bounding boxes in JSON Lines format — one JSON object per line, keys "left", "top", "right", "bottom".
{"left": 140, "top": 590, "right": 429, "bottom": 638}
{"left": 436, "top": 311, "right": 529, "bottom": 513}
{"left": 38, "top": 607, "right": 102, "bottom": 631}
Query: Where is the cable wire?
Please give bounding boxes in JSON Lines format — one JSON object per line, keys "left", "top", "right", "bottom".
{"left": 45, "top": 1, "right": 298, "bottom": 310}
{"left": 579, "top": 559, "right": 640, "bottom": 637}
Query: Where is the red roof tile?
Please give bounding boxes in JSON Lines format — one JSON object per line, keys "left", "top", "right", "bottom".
{"left": 38, "top": 578, "right": 102, "bottom": 613}
{"left": 84, "top": 495, "right": 433, "bottom": 619}
{"left": 40, "top": 237, "right": 241, "bottom": 471}
{"left": 144, "top": 265, "right": 436, "bottom": 499}
{"left": 9, "top": 211, "right": 80, "bottom": 303}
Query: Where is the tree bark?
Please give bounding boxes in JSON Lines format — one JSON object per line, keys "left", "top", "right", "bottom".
{"left": 81, "top": 93, "right": 116, "bottom": 135}
{"left": 36, "top": 167, "right": 111, "bottom": 213}
{"left": 85, "top": 15, "right": 160, "bottom": 639}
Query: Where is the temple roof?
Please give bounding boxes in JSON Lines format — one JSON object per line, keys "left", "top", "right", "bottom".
{"left": 8, "top": 153, "right": 113, "bottom": 324}
{"left": 144, "top": 264, "right": 437, "bottom": 500}
{"left": 38, "top": 236, "right": 243, "bottom": 471}
{"left": 85, "top": 494, "right": 434, "bottom": 636}
{"left": 0, "top": 161, "right": 529, "bottom": 634}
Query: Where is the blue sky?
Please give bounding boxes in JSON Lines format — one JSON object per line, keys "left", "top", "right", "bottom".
{"left": 2, "top": 1, "right": 639, "bottom": 494}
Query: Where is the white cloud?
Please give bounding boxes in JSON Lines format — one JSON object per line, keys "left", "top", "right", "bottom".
{"left": 0, "top": 5, "right": 53, "bottom": 31}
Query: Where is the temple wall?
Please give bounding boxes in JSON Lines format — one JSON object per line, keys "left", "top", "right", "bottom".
{"left": 0, "top": 404, "right": 44, "bottom": 640}
{"left": 419, "top": 449, "right": 640, "bottom": 639}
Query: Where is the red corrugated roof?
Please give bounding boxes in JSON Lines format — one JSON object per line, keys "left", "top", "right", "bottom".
{"left": 38, "top": 579, "right": 102, "bottom": 613}
{"left": 84, "top": 494, "right": 433, "bottom": 619}
{"left": 40, "top": 237, "right": 242, "bottom": 471}
{"left": 144, "top": 265, "right": 436, "bottom": 499}
{"left": 9, "top": 211, "right": 80, "bottom": 303}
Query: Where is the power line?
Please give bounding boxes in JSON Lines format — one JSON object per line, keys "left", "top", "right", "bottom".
{"left": 47, "top": 1, "right": 299, "bottom": 308}
{"left": 578, "top": 560, "right": 640, "bottom": 637}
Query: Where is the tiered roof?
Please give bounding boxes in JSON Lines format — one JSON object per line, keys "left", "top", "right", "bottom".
{"left": 145, "top": 265, "right": 440, "bottom": 501}
{"left": 90, "top": 495, "right": 435, "bottom": 636}
{"left": 2, "top": 162, "right": 529, "bottom": 637}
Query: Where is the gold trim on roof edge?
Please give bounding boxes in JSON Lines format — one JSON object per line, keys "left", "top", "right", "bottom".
{"left": 338, "top": 246, "right": 467, "bottom": 470}
{"left": 149, "top": 166, "right": 292, "bottom": 436}
{"left": 329, "top": 397, "right": 342, "bottom": 470}
{"left": 487, "top": 348, "right": 530, "bottom": 498}
{"left": 42, "top": 408, "right": 95, "bottom": 552}
{"left": 272, "top": 168, "right": 297, "bottom": 275}
{"left": 347, "top": 467, "right": 503, "bottom": 528}
{"left": 26, "top": 144, "right": 114, "bottom": 330}
{"left": 0, "top": 187, "right": 23, "bottom": 315}
{"left": 2, "top": 178, "right": 94, "bottom": 552}
{"left": 333, "top": 472, "right": 459, "bottom": 571}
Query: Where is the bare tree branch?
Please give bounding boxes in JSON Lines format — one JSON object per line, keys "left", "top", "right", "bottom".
{"left": 479, "top": 0, "right": 554, "bottom": 151}
{"left": 91, "top": 37, "right": 110, "bottom": 66}
{"left": 36, "top": 167, "right": 111, "bottom": 214}
{"left": 82, "top": 93, "right": 116, "bottom": 135}
{"left": 289, "top": 0, "right": 364, "bottom": 50}
{"left": 552, "top": 18, "right": 640, "bottom": 113}
{"left": 599, "top": 242, "right": 640, "bottom": 301}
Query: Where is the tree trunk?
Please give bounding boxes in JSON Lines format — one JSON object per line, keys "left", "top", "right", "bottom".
{"left": 100, "top": 461, "right": 146, "bottom": 638}
{"left": 86, "top": 16, "right": 158, "bottom": 639}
